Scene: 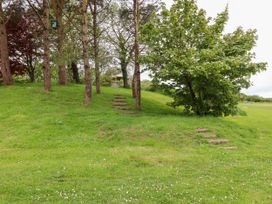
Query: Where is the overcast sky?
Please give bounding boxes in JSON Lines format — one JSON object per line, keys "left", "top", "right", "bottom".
{"left": 162, "top": 0, "right": 272, "bottom": 97}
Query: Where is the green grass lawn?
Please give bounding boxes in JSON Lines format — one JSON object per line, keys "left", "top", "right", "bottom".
{"left": 0, "top": 83, "right": 272, "bottom": 203}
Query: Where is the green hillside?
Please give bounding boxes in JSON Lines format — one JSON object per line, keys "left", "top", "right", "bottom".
{"left": 0, "top": 84, "right": 272, "bottom": 203}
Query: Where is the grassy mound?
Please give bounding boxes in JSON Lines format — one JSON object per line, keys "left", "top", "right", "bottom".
{"left": 0, "top": 83, "right": 272, "bottom": 203}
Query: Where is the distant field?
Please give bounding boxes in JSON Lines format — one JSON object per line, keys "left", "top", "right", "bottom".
{"left": 0, "top": 84, "right": 272, "bottom": 203}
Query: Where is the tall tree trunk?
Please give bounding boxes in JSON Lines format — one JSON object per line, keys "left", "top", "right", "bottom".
{"left": 121, "top": 62, "right": 129, "bottom": 88}
{"left": 53, "top": 0, "right": 67, "bottom": 85}
{"left": 43, "top": 0, "right": 51, "bottom": 92}
{"left": 0, "top": 1, "right": 12, "bottom": 85}
{"left": 93, "top": 0, "right": 101, "bottom": 94}
{"left": 71, "top": 61, "right": 80, "bottom": 83}
{"left": 26, "top": 55, "right": 35, "bottom": 82}
{"left": 132, "top": 71, "right": 136, "bottom": 98}
{"left": 82, "top": 0, "right": 92, "bottom": 105}
{"left": 29, "top": 67, "right": 35, "bottom": 82}
{"left": 119, "top": 40, "right": 130, "bottom": 88}
{"left": 133, "top": 0, "right": 141, "bottom": 110}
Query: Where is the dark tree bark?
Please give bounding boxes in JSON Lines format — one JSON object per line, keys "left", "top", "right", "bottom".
{"left": 82, "top": 0, "right": 92, "bottom": 105}
{"left": 71, "top": 61, "right": 80, "bottom": 83}
{"left": 119, "top": 38, "right": 131, "bottom": 88}
{"left": 133, "top": 0, "right": 141, "bottom": 110}
{"left": 121, "top": 61, "right": 129, "bottom": 88}
{"left": 42, "top": 0, "right": 51, "bottom": 92}
{"left": 29, "top": 68, "right": 35, "bottom": 82}
{"left": 26, "top": 55, "right": 35, "bottom": 82}
{"left": 0, "top": 1, "right": 13, "bottom": 85}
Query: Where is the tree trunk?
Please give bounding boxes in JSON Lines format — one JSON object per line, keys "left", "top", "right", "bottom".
{"left": 185, "top": 75, "right": 200, "bottom": 115}
{"left": 132, "top": 71, "right": 136, "bottom": 98}
{"left": 121, "top": 62, "right": 129, "bottom": 88}
{"left": 29, "top": 67, "right": 35, "bottom": 82}
{"left": 0, "top": 2, "right": 12, "bottom": 85}
{"left": 26, "top": 55, "right": 35, "bottom": 82}
{"left": 119, "top": 39, "right": 130, "bottom": 88}
{"left": 93, "top": 0, "right": 101, "bottom": 94}
{"left": 52, "top": 0, "right": 67, "bottom": 85}
{"left": 82, "top": 0, "right": 92, "bottom": 105}
{"left": 43, "top": 0, "right": 51, "bottom": 92}
{"left": 71, "top": 61, "right": 80, "bottom": 83}
{"left": 133, "top": 0, "right": 141, "bottom": 110}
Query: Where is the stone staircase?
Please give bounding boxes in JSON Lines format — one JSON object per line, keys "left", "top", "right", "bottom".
{"left": 112, "top": 94, "right": 137, "bottom": 115}
{"left": 195, "top": 128, "right": 237, "bottom": 149}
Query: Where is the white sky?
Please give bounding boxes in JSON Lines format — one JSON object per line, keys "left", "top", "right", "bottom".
{"left": 162, "top": 0, "right": 272, "bottom": 97}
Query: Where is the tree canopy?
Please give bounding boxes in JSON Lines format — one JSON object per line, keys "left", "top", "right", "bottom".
{"left": 141, "top": 0, "right": 267, "bottom": 116}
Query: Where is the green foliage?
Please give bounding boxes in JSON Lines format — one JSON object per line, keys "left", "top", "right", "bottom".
{"left": 100, "top": 68, "right": 119, "bottom": 87}
{"left": 34, "top": 63, "right": 59, "bottom": 82}
{"left": 141, "top": 80, "right": 167, "bottom": 94}
{"left": 101, "top": 74, "right": 112, "bottom": 87}
{"left": 141, "top": 0, "right": 267, "bottom": 116}
{"left": 12, "top": 75, "right": 29, "bottom": 83}
{"left": 141, "top": 80, "right": 154, "bottom": 91}
{"left": 33, "top": 62, "right": 43, "bottom": 82}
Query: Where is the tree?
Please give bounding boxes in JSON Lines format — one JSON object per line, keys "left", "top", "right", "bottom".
{"left": 82, "top": 0, "right": 92, "bottom": 105}
{"left": 90, "top": 0, "right": 100, "bottom": 94}
{"left": 142, "top": 0, "right": 267, "bottom": 116}
{"left": 88, "top": 0, "right": 109, "bottom": 94}
{"left": 42, "top": 0, "right": 51, "bottom": 92}
{"left": 52, "top": 0, "right": 67, "bottom": 85}
{"left": 133, "top": 0, "right": 141, "bottom": 110}
{"left": 25, "top": 0, "right": 52, "bottom": 91}
{"left": 107, "top": 2, "right": 134, "bottom": 88}
{"left": 70, "top": 61, "right": 80, "bottom": 83}
{"left": 0, "top": 0, "right": 13, "bottom": 85}
{"left": 132, "top": 0, "right": 160, "bottom": 103}
{"left": 59, "top": 0, "right": 83, "bottom": 84}
{"left": 6, "top": 4, "right": 42, "bottom": 82}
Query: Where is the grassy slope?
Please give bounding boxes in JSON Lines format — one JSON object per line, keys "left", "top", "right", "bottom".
{"left": 0, "top": 83, "right": 272, "bottom": 203}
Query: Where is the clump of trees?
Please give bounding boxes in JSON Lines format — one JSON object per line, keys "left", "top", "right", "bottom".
{"left": 0, "top": 0, "right": 146, "bottom": 110}
{"left": 0, "top": 0, "right": 267, "bottom": 116}
{"left": 240, "top": 94, "right": 272, "bottom": 103}
{"left": 142, "top": 0, "right": 267, "bottom": 116}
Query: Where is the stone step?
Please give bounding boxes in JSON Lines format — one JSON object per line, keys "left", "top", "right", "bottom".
{"left": 126, "top": 111, "right": 138, "bottom": 115}
{"left": 117, "top": 107, "right": 131, "bottom": 111}
{"left": 196, "top": 128, "right": 209, "bottom": 133}
{"left": 114, "top": 96, "right": 126, "bottom": 99}
{"left": 113, "top": 99, "right": 126, "bottom": 103}
{"left": 112, "top": 103, "right": 129, "bottom": 107}
{"left": 221, "top": 146, "right": 237, "bottom": 150}
{"left": 208, "top": 139, "right": 229, "bottom": 145}
{"left": 202, "top": 133, "right": 217, "bottom": 139}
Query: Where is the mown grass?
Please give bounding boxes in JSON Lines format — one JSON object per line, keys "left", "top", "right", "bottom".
{"left": 0, "top": 83, "right": 272, "bottom": 203}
